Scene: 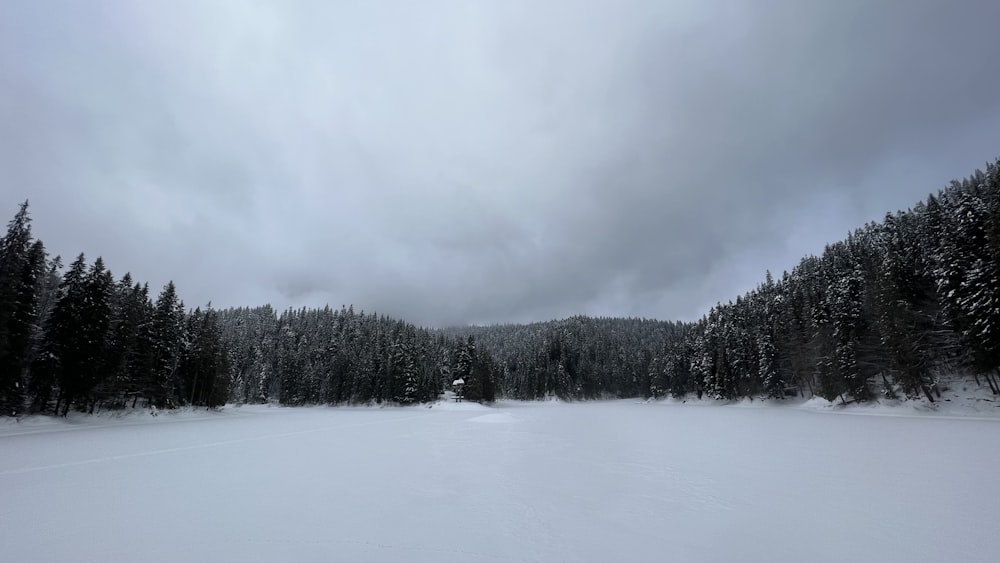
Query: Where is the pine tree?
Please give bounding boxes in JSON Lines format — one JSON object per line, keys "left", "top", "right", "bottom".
{"left": 179, "top": 306, "right": 229, "bottom": 406}
{"left": 97, "top": 274, "right": 152, "bottom": 408}
{"left": 955, "top": 168, "right": 1000, "bottom": 379}
{"left": 26, "top": 256, "right": 63, "bottom": 412}
{"left": 874, "top": 212, "right": 941, "bottom": 401}
{"left": 149, "top": 282, "right": 184, "bottom": 407}
{"left": 477, "top": 348, "right": 498, "bottom": 403}
{"left": 0, "top": 202, "right": 41, "bottom": 415}
{"left": 74, "top": 257, "right": 115, "bottom": 413}
{"left": 935, "top": 179, "right": 1000, "bottom": 392}
{"left": 451, "top": 336, "right": 476, "bottom": 400}
{"left": 126, "top": 283, "right": 155, "bottom": 407}
{"left": 389, "top": 326, "right": 421, "bottom": 404}
{"left": 34, "top": 253, "right": 88, "bottom": 414}
{"left": 32, "top": 256, "right": 115, "bottom": 415}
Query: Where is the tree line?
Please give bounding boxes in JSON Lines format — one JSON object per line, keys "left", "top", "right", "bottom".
{"left": 442, "top": 316, "right": 685, "bottom": 400}
{"left": 452, "top": 159, "right": 1000, "bottom": 404}
{"left": 1, "top": 158, "right": 997, "bottom": 415}
{"left": 0, "top": 204, "right": 233, "bottom": 416}
{"left": 0, "top": 203, "right": 494, "bottom": 416}
{"left": 215, "top": 305, "right": 496, "bottom": 406}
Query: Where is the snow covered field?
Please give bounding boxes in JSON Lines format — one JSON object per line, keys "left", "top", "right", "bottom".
{"left": 2, "top": 400, "right": 998, "bottom": 562}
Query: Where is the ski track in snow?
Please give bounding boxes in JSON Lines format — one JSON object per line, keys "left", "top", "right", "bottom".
{"left": 0, "top": 410, "right": 253, "bottom": 438}
{"left": 0, "top": 413, "right": 427, "bottom": 476}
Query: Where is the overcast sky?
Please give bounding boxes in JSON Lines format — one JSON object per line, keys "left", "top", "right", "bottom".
{"left": 2, "top": 1, "right": 999, "bottom": 327}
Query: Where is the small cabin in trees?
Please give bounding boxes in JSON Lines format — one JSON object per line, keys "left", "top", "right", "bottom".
{"left": 452, "top": 378, "right": 465, "bottom": 401}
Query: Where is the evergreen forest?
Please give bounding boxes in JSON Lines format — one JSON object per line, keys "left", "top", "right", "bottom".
{"left": 1, "top": 159, "right": 998, "bottom": 416}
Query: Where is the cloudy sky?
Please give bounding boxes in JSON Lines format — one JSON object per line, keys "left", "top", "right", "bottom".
{"left": 2, "top": 1, "right": 999, "bottom": 327}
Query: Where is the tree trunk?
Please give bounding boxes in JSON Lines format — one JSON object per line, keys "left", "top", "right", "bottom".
{"left": 982, "top": 372, "right": 998, "bottom": 395}
{"left": 189, "top": 373, "right": 199, "bottom": 406}
{"left": 987, "top": 372, "right": 1000, "bottom": 395}
{"left": 921, "top": 385, "right": 935, "bottom": 403}
{"left": 880, "top": 372, "right": 893, "bottom": 398}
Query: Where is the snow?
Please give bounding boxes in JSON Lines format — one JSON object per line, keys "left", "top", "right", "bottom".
{"left": 2, "top": 400, "right": 999, "bottom": 562}
{"left": 467, "top": 412, "right": 517, "bottom": 424}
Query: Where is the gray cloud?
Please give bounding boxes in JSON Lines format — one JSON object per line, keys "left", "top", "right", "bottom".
{"left": 1, "top": 0, "right": 998, "bottom": 326}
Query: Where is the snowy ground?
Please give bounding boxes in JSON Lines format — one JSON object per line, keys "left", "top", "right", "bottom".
{"left": 2, "top": 398, "right": 998, "bottom": 562}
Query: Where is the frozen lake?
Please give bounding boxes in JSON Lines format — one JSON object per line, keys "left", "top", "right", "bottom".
{"left": 2, "top": 400, "right": 998, "bottom": 562}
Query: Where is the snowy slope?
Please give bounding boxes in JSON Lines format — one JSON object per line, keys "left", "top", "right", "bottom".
{"left": 2, "top": 400, "right": 998, "bottom": 562}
